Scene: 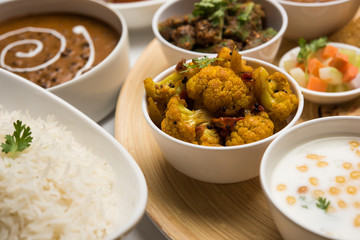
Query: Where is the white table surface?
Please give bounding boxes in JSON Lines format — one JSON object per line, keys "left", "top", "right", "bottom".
{"left": 98, "top": 27, "right": 168, "bottom": 240}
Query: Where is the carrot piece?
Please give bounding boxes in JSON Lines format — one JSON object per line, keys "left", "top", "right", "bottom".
{"left": 307, "top": 58, "right": 324, "bottom": 77}
{"left": 342, "top": 62, "right": 359, "bottom": 82}
{"left": 322, "top": 45, "right": 338, "bottom": 59}
{"left": 296, "top": 62, "right": 306, "bottom": 71}
{"left": 329, "top": 52, "right": 349, "bottom": 72}
{"left": 307, "top": 76, "right": 328, "bottom": 92}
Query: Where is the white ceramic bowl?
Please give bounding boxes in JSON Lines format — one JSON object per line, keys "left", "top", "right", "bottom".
{"left": 142, "top": 57, "right": 304, "bottom": 184}
{"left": 0, "top": 68, "right": 147, "bottom": 239}
{"left": 0, "top": 0, "right": 130, "bottom": 122}
{"left": 108, "top": 0, "right": 167, "bottom": 30}
{"left": 152, "top": 0, "right": 288, "bottom": 66}
{"left": 276, "top": 0, "right": 360, "bottom": 41}
{"left": 260, "top": 116, "right": 360, "bottom": 240}
{"left": 279, "top": 42, "right": 360, "bottom": 104}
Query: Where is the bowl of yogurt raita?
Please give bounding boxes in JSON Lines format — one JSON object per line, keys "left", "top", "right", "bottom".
{"left": 260, "top": 116, "right": 360, "bottom": 240}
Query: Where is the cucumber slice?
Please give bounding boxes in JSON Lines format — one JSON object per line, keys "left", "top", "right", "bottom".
{"left": 283, "top": 59, "right": 297, "bottom": 73}
{"left": 339, "top": 48, "right": 357, "bottom": 65}
{"left": 289, "top": 67, "right": 306, "bottom": 87}
{"left": 319, "top": 67, "right": 343, "bottom": 85}
{"left": 327, "top": 84, "right": 349, "bottom": 92}
{"left": 355, "top": 54, "right": 360, "bottom": 69}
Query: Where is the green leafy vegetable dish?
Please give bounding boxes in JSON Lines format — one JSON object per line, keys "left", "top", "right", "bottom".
{"left": 158, "top": 0, "right": 277, "bottom": 53}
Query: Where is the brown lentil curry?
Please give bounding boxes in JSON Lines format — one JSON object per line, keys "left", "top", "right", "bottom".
{"left": 0, "top": 13, "right": 120, "bottom": 88}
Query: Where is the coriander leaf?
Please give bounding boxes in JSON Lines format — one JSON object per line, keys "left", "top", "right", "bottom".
{"left": 316, "top": 197, "right": 330, "bottom": 211}
{"left": 237, "top": 2, "right": 254, "bottom": 23}
{"left": 192, "top": 0, "right": 228, "bottom": 27}
{"left": 297, "top": 36, "right": 328, "bottom": 63}
{"left": 180, "top": 56, "right": 223, "bottom": 73}
{"left": 1, "top": 120, "right": 33, "bottom": 158}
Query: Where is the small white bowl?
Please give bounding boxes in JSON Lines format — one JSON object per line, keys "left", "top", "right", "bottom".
{"left": 276, "top": 0, "right": 360, "bottom": 41}
{"left": 108, "top": 0, "right": 167, "bottom": 30}
{"left": 260, "top": 116, "right": 360, "bottom": 240}
{"left": 0, "top": 0, "right": 130, "bottom": 122}
{"left": 279, "top": 42, "right": 360, "bottom": 104}
{"left": 152, "top": 0, "right": 288, "bottom": 66}
{"left": 142, "top": 57, "right": 304, "bottom": 184}
{"left": 0, "top": 68, "right": 147, "bottom": 239}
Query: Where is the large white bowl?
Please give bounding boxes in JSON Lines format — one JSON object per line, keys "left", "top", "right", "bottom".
{"left": 0, "top": 0, "right": 130, "bottom": 122}
{"left": 276, "top": 0, "right": 360, "bottom": 41}
{"left": 108, "top": 0, "right": 167, "bottom": 30}
{"left": 260, "top": 116, "right": 360, "bottom": 240}
{"left": 142, "top": 57, "right": 304, "bottom": 184}
{"left": 152, "top": 0, "right": 288, "bottom": 66}
{"left": 0, "top": 68, "right": 147, "bottom": 239}
{"left": 279, "top": 42, "right": 360, "bottom": 104}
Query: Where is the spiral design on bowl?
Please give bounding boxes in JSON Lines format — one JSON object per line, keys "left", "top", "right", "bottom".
{"left": 0, "top": 25, "right": 95, "bottom": 78}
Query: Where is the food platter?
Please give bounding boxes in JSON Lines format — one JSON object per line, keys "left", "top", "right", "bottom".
{"left": 115, "top": 11, "right": 360, "bottom": 240}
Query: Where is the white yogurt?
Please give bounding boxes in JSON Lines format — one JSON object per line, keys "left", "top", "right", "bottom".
{"left": 271, "top": 136, "right": 360, "bottom": 239}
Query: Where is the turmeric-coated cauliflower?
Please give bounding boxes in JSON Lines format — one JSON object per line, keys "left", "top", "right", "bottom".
{"left": 144, "top": 71, "right": 185, "bottom": 108}
{"left": 161, "top": 96, "right": 220, "bottom": 145}
{"left": 144, "top": 47, "right": 299, "bottom": 147}
{"left": 195, "top": 124, "right": 221, "bottom": 146}
{"left": 186, "top": 65, "right": 255, "bottom": 116}
{"left": 225, "top": 110, "right": 274, "bottom": 146}
{"left": 253, "top": 67, "right": 298, "bottom": 131}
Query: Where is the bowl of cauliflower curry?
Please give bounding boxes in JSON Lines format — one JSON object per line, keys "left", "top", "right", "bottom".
{"left": 142, "top": 47, "right": 304, "bottom": 183}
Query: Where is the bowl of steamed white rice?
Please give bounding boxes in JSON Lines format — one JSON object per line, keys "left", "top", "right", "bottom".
{"left": 0, "top": 68, "right": 147, "bottom": 240}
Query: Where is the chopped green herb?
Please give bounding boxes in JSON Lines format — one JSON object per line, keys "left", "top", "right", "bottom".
{"left": 297, "top": 36, "right": 329, "bottom": 64}
{"left": 237, "top": 2, "right": 254, "bottom": 23}
{"left": 296, "top": 37, "right": 328, "bottom": 83}
{"left": 316, "top": 197, "right": 330, "bottom": 211}
{"left": 1, "top": 120, "right": 33, "bottom": 158}
{"left": 181, "top": 56, "right": 224, "bottom": 73}
{"left": 192, "top": 0, "right": 228, "bottom": 27}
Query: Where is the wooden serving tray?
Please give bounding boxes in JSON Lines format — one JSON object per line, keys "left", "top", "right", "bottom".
{"left": 115, "top": 13, "right": 360, "bottom": 240}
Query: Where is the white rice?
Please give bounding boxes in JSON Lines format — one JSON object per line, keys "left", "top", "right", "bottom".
{"left": 0, "top": 107, "right": 120, "bottom": 240}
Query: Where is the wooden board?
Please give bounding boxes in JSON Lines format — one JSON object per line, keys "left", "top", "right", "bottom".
{"left": 115, "top": 14, "right": 360, "bottom": 240}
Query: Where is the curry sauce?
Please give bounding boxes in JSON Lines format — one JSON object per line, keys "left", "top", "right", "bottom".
{"left": 0, "top": 13, "right": 120, "bottom": 88}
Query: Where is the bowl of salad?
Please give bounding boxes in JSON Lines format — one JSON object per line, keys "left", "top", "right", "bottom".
{"left": 279, "top": 37, "right": 360, "bottom": 104}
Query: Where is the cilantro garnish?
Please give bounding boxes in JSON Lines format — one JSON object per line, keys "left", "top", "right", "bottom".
{"left": 181, "top": 56, "right": 223, "bottom": 73}
{"left": 237, "top": 2, "right": 254, "bottom": 23}
{"left": 1, "top": 120, "right": 33, "bottom": 158}
{"left": 316, "top": 197, "right": 330, "bottom": 211}
{"left": 192, "top": 0, "right": 228, "bottom": 27}
{"left": 297, "top": 36, "right": 328, "bottom": 64}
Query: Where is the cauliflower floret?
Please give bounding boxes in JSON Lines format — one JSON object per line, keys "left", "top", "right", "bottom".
{"left": 186, "top": 65, "right": 255, "bottom": 116}
{"left": 147, "top": 96, "right": 164, "bottom": 128}
{"left": 144, "top": 71, "right": 185, "bottom": 108}
{"left": 161, "top": 96, "right": 214, "bottom": 144}
{"left": 215, "top": 47, "right": 232, "bottom": 68}
{"left": 213, "top": 47, "right": 253, "bottom": 75}
{"left": 225, "top": 111, "right": 274, "bottom": 146}
{"left": 195, "top": 123, "right": 221, "bottom": 146}
{"left": 253, "top": 67, "right": 298, "bottom": 131}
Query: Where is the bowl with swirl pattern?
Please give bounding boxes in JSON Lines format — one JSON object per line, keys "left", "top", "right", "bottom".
{"left": 0, "top": 0, "right": 129, "bottom": 122}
